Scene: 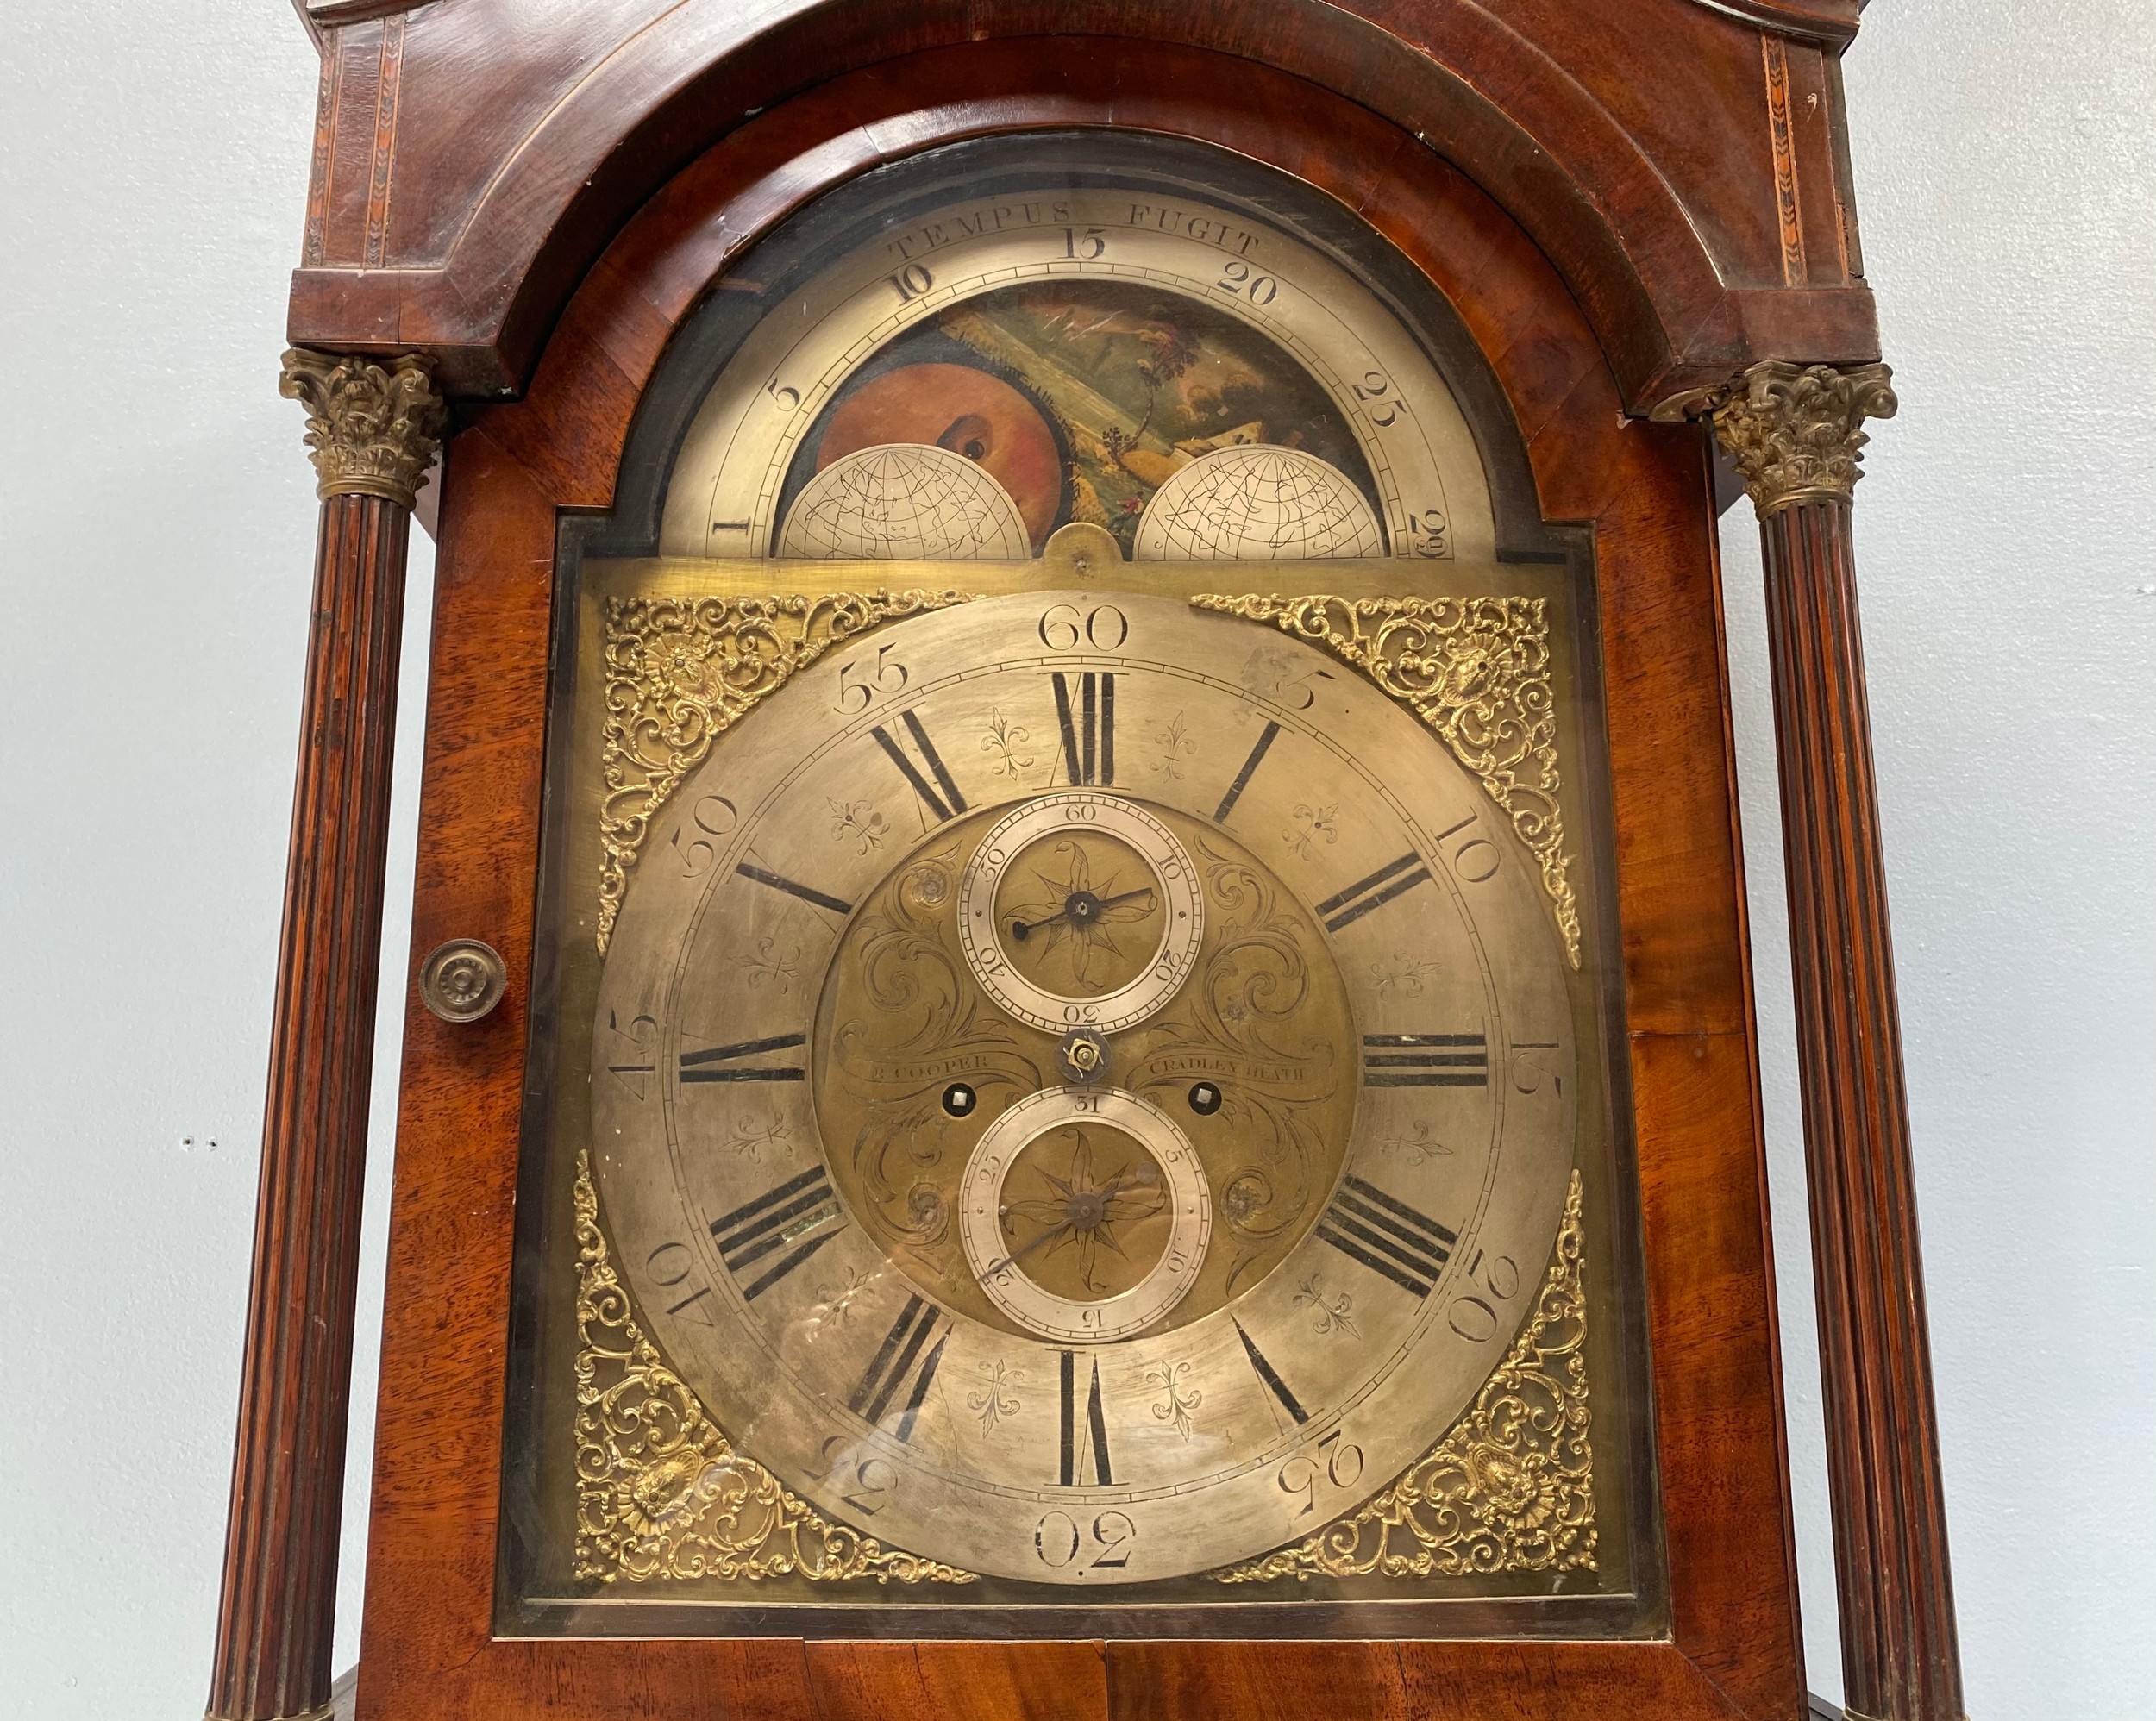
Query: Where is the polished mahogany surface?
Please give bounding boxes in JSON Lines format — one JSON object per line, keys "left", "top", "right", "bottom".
{"left": 346, "top": 46, "right": 1803, "bottom": 1721}
{"left": 1762, "top": 497, "right": 1965, "bottom": 1721}
{"left": 211, "top": 495, "right": 412, "bottom": 1721}
{"left": 290, "top": 0, "right": 1876, "bottom": 401}
{"left": 212, "top": 3, "right": 1967, "bottom": 1718}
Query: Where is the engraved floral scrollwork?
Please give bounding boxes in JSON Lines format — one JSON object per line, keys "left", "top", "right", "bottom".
{"left": 597, "top": 591, "right": 973, "bottom": 952}
{"left": 573, "top": 1150, "right": 975, "bottom": 1586}
{"left": 1212, "top": 1169, "right": 1593, "bottom": 1583}
{"left": 1193, "top": 594, "right": 1583, "bottom": 967}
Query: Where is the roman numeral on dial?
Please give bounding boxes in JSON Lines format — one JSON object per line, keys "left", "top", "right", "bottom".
{"left": 1316, "top": 851, "right": 1432, "bottom": 932}
{"left": 735, "top": 861, "right": 854, "bottom": 917}
{"left": 1213, "top": 720, "right": 1280, "bottom": 823}
{"left": 1051, "top": 671, "right": 1115, "bottom": 785}
{"left": 1362, "top": 1032, "right": 1489, "bottom": 1087}
{"left": 1058, "top": 1350, "right": 1115, "bottom": 1486}
{"left": 1317, "top": 1175, "right": 1458, "bottom": 1299}
{"left": 849, "top": 1294, "right": 950, "bottom": 1443}
{"left": 679, "top": 1030, "right": 806, "bottom": 1083}
{"left": 709, "top": 1166, "right": 843, "bottom": 1299}
{"left": 871, "top": 710, "right": 968, "bottom": 823}
{"left": 1234, "top": 1318, "right": 1309, "bottom": 1426}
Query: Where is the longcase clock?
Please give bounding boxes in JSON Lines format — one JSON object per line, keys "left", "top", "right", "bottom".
{"left": 212, "top": 7, "right": 1966, "bottom": 1721}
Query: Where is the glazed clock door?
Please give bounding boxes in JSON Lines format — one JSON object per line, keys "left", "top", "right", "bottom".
{"left": 500, "top": 135, "right": 1658, "bottom": 1638}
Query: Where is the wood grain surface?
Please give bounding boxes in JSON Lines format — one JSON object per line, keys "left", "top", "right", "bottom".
{"left": 287, "top": 0, "right": 1877, "bottom": 404}
{"left": 210, "top": 496, "right": 413, "bottom": 1721}
{"left": 1760, "top": 498, "right": 1965, "bottom": 1721}
{"left": 350, "top": 43, "right": 1812, "bottom": 1721}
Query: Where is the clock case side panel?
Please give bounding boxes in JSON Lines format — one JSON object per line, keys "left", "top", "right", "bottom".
{"left": 497, "top": 131, "right": 1663, "bottom": 1643}
{"left": 359, "top": 44, "right": 1804, "bottom": 1721}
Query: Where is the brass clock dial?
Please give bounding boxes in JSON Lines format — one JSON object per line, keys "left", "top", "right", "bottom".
{"left": 591, "top": 591, "right": 1578, "bottom": 1586}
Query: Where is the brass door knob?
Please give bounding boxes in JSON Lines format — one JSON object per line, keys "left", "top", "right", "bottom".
{"left": 419, "top": 938, "right": 507, "bottom": 1023}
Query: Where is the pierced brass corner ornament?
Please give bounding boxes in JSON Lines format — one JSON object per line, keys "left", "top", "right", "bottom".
{"left": 1654, "top": 359, "right": 1898, "bottom": 517}
{"left": 573, "top": 1150, "right": 976, "bottom": 1586}
{"left": 1192, "top": 593, "right": 1583, "bottom": 967}
{"left": 1213, "top": 1169, "right": 1594, "bottom": 1583}
{"left": 597, "top": 591, "right": 975, "bottom": 953}
{"left": 279, "top": 347, "right": 448, "bottom": 510}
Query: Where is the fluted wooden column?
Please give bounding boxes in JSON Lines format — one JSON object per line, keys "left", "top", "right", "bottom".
{"left": 208, "top": 352, "right": 445, "bottom": 1721}
{"left": 1683, "top": 362, "right": 1965, "bottom": 1721}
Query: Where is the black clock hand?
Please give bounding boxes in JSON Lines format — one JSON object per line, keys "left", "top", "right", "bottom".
{"left": 1009, "top": 886, "right": 1156, "bottom": 941}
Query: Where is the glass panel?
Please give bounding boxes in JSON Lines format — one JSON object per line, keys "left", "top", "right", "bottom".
{"left": 497, "top": 134, "right": 1662, "bottom": 1641}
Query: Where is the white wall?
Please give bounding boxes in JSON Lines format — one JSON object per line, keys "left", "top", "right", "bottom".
{"left": 0, "top": 6, "right": 423, "bottom": 1710}
{"left": 1733, "top": 7, "right": 2156, "bottom": 1715}
{"left": 0, "top": 3, "right": 2147, "bottom": 1718}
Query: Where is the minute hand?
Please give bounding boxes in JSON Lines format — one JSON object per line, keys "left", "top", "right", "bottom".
{"left": 1011, "top": 887, "right": 1155, "bottom": 939}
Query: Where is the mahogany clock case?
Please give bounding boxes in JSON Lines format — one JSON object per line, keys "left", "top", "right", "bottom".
{"left": 499, "top": 135, "right": 1658, "bottom": 1642}
{"left": 361, "top": 47, "right": 1808, "bottom": 1721}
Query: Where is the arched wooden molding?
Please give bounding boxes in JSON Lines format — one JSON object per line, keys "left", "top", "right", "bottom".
{"left": 287, "top": 0, "right": 1877, "bottom": 408}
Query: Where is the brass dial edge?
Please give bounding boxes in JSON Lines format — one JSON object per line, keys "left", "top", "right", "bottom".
{"left": 597, "top": 589, "right": 977, "bottom": 954}
{"left": 573, "top": 1147, "right": 978, "bottom": 1586}
{"left": 1191, "top": 594, "right": 1583, "bottom": 968}
{"left": 573, "top": 1154, "right": 1589, "bottom": 1588}
{"left": 1209, "top": 1168, "right": 1595, "bottom": 1583}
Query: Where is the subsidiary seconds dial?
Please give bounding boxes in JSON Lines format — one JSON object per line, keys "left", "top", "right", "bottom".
{"left": 957, "top": 792, "right": 1205, "bottom": 1034}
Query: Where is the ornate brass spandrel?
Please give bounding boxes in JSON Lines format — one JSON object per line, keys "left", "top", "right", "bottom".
{"left": 279, "top": 347, "right": 447, "bottom": 509}
{"left": 572, "top": 1149, "right": 975, "bottom": 1586}
{"left": 1194, "top": 593, "right": 1582, "bottom": 967}
{"left": 1211, "top": 1167, "right": 1593, "bottom": 1583}
{"left": 1652, "top": 359, "right": 1898, "bottom": 516}
{"left": 597, "top": 590, "right": 975, "bottom": 952}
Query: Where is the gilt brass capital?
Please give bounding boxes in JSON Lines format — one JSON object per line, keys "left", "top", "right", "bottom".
{"left": 279, "top": 347, "right": 448, "bottom": 510}
{"left": 1654, "top": 360, "right": 1897, "bottom": 518}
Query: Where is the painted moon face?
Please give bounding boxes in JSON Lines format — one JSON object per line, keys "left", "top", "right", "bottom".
{"left": 818, "top": 361, "right": 1064, "bottom": 548}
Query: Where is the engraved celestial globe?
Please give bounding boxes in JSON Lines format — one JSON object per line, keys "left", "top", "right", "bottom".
{"left": 1133, "top": 444, "right": 1385, "bottom": 560}
{"left": 777, "top": 441, "right": 1031, "bottom": 560}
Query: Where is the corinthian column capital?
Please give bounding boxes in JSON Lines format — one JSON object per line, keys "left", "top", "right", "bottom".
{"left": 1656, "top": 360, "right": 1898, "bottom": 518}
{"left": 279, "top": 348, "right": 448, "bottom": 510}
